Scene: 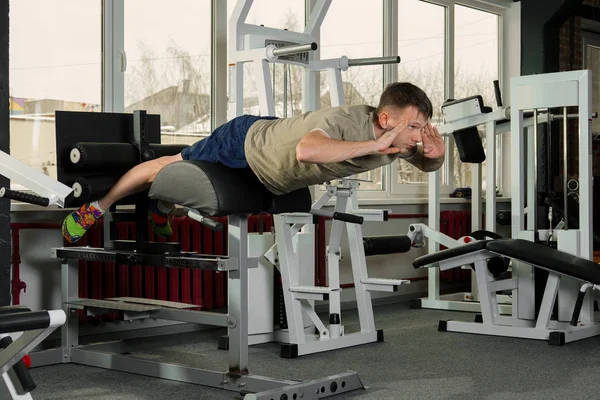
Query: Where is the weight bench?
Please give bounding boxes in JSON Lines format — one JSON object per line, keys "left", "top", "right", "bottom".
{"left": 0, "top": 306, "right": 65, "bottom": 399}
{"left": 45, "top": 160, "right": 365, "bottom": 400}
{"left": 413, "top": 238, "right": 600, "bottom": 345}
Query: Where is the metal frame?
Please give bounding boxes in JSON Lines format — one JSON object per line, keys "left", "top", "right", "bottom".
{"left": 29, "top": 215, "right": 364, "bottom": 400}
{"left": 0, "top": 309, "right": 66, "bottom": 400}
{"left": 415, "top": 104, "right": 513, "bottom": 313}
{"left": 417, "top": 246, "right": 600, "bottom": 344}
{"left": 0, "top": 150, "right": 73, "bottom": 208}
{"left": 511, "top": 69, "right": 594, "bottom": 324}
{"left": 262, "top": 179, "right": 409, "bottom": 357}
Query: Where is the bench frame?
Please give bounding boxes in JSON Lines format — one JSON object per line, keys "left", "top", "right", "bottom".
{"left": 28, "top": 215, "right": 365, "bottom": 400}
{"left": 422, "top": 246, "right": 600, "bottom": 344}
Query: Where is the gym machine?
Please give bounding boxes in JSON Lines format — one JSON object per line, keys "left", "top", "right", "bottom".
{"left": 413, "top": 70, "right": 600, "bottom": 344}
{"left": 227, "top": 0, "right": 401, "bottom": 117}
{"left": 409, "top": 82, "right": 514, "bottom": 314}
{"left": 411, "top": 79, "right": 590, "bottom": 315}
{"left": 20, "top": 110, "right": 366, "bottom": 400}
{"left": 0, "top": 151, "right": 70, "bottom": 399}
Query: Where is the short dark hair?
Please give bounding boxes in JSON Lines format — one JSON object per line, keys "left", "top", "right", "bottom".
{"left": 375, "top": 82, "right": 433, "bottom": 120}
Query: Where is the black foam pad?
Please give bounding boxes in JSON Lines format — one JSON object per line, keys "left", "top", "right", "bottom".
{"left": 149, "top": 161, "right": 312, "bottom": 216}
{"left": 452, "top": 126, "right": 486, "bottom": 164}
{"left": 413, "top": 240, "right": 490, "bottom": 269}
{"left": 487, "top": 239, "right": 600, "bottom": 285}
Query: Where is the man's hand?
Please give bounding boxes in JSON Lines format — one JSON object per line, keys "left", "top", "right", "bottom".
{"left": 422, "top": 123, "right": 444, "bottom": 159}
{"left": 372, "top": 119, "right": 409, "bottom": 155}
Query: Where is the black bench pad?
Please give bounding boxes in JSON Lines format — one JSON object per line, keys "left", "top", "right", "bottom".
{"left": 413, "top": 237, "right": 600, "bottom": 285}
{"left": 412, "top": 240, "right": 490, "bottom": 269}
{"left": 149, "top": 161, "right": 311, "bottom": 216}
{"left": 487, "top": 239, "right": 600, "bottom": 285}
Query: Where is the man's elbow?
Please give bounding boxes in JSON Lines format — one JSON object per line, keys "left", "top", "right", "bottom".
{"left": 296, "top": 141, "right": 311, "bottom": 163}
{"left": 422, "top": 156, "right": 445, "bottom": 172}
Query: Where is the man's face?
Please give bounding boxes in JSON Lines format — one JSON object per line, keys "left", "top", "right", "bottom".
{"left": 379, "top": 105, "right": 429, "bottom": 151}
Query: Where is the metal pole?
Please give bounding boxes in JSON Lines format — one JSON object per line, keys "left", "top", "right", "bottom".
{"left": 347, "top": 56, "right": 400, "bottom": 67}
{"left": 533, "top": 108, "right": 538, "bottom": 233}
{"left": 271, "top": 42, "right": 317, "bottom": 56}
{"left": 563, "top": 106, "right": 568, "bottom": 230}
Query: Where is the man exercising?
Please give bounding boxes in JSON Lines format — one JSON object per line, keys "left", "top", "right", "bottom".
{"left": 62, "top": 82, "right": 445, "bottom": 243}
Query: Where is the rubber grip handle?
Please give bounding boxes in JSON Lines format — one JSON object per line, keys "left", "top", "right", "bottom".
{"left": 0, "top": 187, "right": 50, "bottom": 207}
{"left": 332, "top": 212, "right": 363, "bottom": 224}
{"left": 570, "top": 291, "right": 587, "bottom": 326}
{"left": 201, "top": 218, "right": 225, "bottom": 232}
{"left": 0, "top": 336, "right": 36, "bottom": 393}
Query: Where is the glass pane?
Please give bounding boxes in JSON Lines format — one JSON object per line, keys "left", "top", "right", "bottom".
{"left": 396, "top": 0, "right": 445, "bottom": 185}
{"left": 125, "top": 1, "right": 211, "bottom": 145}
{"left": 227, "top": 0, "right": 305, "bottom": 117}
{"left": 586, "top": 44, "right": 600, "bottom": 136}
{"left": 9, "top": 0, "right": 101, "bottom": 188}
{"left": 454, "top": 5, "right": 499, "bottom": 192}
{"left": 321, "top": 0, "right": 384, "bottom": 191}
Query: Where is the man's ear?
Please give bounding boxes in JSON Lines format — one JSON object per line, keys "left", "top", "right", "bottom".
{"left": 378, "top": 112, "right": 389, "bottom": 128}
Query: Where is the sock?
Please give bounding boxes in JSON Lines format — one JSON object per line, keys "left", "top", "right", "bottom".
{"left": 90, "top": 200, "right": 107, "bottom": 215}
{"left": 156, "top": 200, "right": 174, "bottom": 215}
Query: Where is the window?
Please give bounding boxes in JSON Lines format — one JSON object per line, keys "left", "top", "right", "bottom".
{"left": 124, "top": 0, "right": 212, "bottom": 144}
{"left": 227, "top": 0, "right": 305, "bottom": 117}
{"left": 9, "top": 0, "right": 101, "bottom": 188}
{"left": 454, "top": 5, "right": 501, "bottom": 195}
{"left": 320, "top": 0, "right": 384, "bottom": 191}
{"left": 394, "top": 0, "right": 446, "bottom": 193}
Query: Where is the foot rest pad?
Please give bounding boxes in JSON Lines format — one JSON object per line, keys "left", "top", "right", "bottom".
{"left": 361, "top": 278, "right": 411, "bottom": 293}
{"left": 289, "top": 286, "right": 340, "bottom": 300}
{"left": 105, "top": 297, "right": 200, "bottom": 309}
{"left": 65, "top": 299, "right": 161, "bottom": 312}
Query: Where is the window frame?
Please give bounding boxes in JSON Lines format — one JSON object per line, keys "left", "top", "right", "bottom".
{"left": 101, "top": 0, "right": 509, "bottom": 202}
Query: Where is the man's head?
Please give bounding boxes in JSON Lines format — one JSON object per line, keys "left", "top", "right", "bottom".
{"left": 374, "top": 82, "right": 433, "bottom": 150}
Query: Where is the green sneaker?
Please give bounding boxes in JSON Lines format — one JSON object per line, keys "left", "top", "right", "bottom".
{"left": 62, "top": 203, "right": 103, "bottom": 243}
{"left": 148, "top": 199, "right": 173, "bottom": 239}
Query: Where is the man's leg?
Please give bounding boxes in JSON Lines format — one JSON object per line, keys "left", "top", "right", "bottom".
{"left": 62, "top": 153, "right": 183, "bottom": 243}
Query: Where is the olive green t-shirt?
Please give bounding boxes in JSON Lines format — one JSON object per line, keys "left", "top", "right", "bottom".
{"left": 244, "top": 105, "right": 398, "bottom": 195}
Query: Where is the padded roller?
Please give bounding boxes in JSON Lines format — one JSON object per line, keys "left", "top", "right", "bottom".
{"left": 71, "top": 142, "right": 188, "bottom": 170}
{"left": 0, "top": 311, "right": 51, "bottom": 334}
{"left": 149, "top": 160, "right": 312, "bottom": 216}
{"left": 72, "top": 176, "right": 120, "bottom": 202}
{"left": 363, "top": 235, "right": 412, "bottom": 256}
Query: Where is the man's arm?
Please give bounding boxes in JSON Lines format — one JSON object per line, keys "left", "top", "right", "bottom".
{"left": 399, "top": 144, "right": 445, "bottom": 172}
{"left": 296, "top": 121, "right": 409, "bottom": 164}
{"left": 296, "top": 130, "right": 377, "bottom": 164}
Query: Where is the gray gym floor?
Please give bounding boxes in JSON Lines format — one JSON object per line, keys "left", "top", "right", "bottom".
{"left": 29, "top": 301, "right": 600, "bottom": 400}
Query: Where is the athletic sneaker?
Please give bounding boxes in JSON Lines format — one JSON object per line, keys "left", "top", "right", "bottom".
{"left": 148, "top": 199, "right": 173, "bottom": 239}
{"left": 62, "top": 203, "right": 104, "bottom": 244}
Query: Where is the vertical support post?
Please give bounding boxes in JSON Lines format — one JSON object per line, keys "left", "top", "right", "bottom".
{"left": 228, "top": 62, "right": 245, "bottom": 120}
{"left": 61, "top": 260, "right": 79, "bottom": 358}
{"left": 471, "top": 160, "right": 482, "bottom": 297}
{"left": 255, "top": 59, "right": 275, "bottom": 116}
{"left": 0, "top": 0, "right": 9, "bottom": 306}
{"left": 327, "top": 195, "right": 347, "bottom": 337}
{"left": 346, "top": 189, "right": 376, "bottom": 333}
{"left": 211, "top": 0, "right": 228, "bottom": 130}
{"left": 227, "top": 215, "right": 249, "bottom": 374}
{"left": 427, "top": 170, "right": 441, "bottom": 300}
{"left": 579, "top": 70, "right": 593, "bottom": 260}
{"left": 578, "top": 70, "right": 594, "bottom": 324}
{"left": 102, "top": 0, "right": 125, "bottom": 112}
{"left": 485, "top": 121, "right": 497, "bottom": 233}
{"left": 274, "top": 215, "right": 307, "bottom": 345}
{"left": 327, "top": 69, "right": 345, "bottom": 107}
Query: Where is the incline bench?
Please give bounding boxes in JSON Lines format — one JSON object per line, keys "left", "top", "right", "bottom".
{"left": 413, "top": 238, "right": 600, "bottom": 345}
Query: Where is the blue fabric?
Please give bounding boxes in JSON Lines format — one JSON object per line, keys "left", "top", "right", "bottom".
{"left": 181, "top": 115, "right": 278, "bottom": 168}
